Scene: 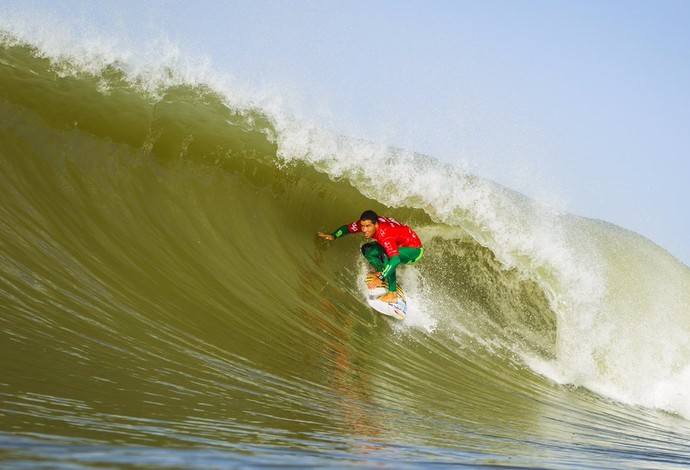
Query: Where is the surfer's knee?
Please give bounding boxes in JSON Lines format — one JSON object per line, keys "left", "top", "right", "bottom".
{"left": 361, "top": 242, "right": 380, "bottom": 258}
{"left": 361, "top": 242, "right": 386, "bottom": 270}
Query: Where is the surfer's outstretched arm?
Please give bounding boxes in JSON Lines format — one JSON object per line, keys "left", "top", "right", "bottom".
{"left": 319, "top": 223, "right": 359, "bottom": 241}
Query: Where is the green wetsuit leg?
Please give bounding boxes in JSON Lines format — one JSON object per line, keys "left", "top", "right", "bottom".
{"left": 361, "top": 242, "right": 387, "bottom": 272}
{"left": 361, "top": 242, "right": 397, "bottom": 290}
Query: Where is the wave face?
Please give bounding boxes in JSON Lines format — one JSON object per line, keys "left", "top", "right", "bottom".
{"left": 2, "top": 36, "right": 690, "bottom": 468}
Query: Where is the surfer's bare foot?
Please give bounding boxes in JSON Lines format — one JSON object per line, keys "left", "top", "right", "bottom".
{"left": 378, "top": 292, "right": 398, "bottom": 303}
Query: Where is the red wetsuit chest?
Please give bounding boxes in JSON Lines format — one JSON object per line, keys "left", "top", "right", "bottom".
{"left": 373, "top": 220, "right": 423, "bottom": 258}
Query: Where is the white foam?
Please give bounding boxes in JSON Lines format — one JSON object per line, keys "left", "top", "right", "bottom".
{"left": 396, "top": 268, "right": 437, "bottom": 333}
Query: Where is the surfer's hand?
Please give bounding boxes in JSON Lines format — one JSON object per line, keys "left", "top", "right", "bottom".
{"left": 367, "top": 275, "right": 384, "bottom": 289}
{"left": 318, "top": 232, "right": 334, "bottom": 241}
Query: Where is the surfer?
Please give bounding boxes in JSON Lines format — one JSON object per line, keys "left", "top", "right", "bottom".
{"left": 318, "top": 210, "right": 423, "bottom": 303}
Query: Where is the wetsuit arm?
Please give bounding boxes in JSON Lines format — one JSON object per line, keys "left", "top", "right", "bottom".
{"left": 331, "top": 225, "right": 351, "bottom": 239}
{"left": 331, "top": 221, "right": 361, "bottom": 239}
{"left": 380, "top": 256, "right": 401, "bottom": 291}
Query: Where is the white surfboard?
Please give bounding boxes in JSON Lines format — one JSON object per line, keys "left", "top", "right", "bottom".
{"left": 364, "top": 274, "right": 408, "bottom": 320}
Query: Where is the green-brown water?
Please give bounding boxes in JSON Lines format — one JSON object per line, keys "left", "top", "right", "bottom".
{"left": 2, "top": 38, "right": 690, "bottom": 468}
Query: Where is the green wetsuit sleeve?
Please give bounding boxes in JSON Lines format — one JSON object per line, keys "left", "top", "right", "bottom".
{"left": 381, "top": 255, "right": 401, "bottom": 290}
{"left": 331, "top": 225, "right": 351, "bottom": 239}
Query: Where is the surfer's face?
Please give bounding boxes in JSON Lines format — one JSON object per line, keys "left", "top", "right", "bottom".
{"left": 361, "top": 220, "right": 378, "bottom": 239}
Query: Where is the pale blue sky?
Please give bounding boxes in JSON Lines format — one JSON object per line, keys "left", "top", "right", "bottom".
{"left": 4, "top": 1, "right": 690, "bottom": 265}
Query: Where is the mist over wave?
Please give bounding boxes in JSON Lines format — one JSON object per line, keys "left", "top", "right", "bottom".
{"left": 2, "top": 19, "right": 690, "bottom": 468}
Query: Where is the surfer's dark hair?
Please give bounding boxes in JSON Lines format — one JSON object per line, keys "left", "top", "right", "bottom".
{"left": 360, "top": 210, "right": 379, "bottom": 224}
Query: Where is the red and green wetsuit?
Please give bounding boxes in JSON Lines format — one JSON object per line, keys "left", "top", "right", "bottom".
{"left": 331, "top": 216, "right": 424, "bottom": 292}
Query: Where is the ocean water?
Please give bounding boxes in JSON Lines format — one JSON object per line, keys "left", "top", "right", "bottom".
{"left": 1, "top": 25, "right": 690, "bottom": 469}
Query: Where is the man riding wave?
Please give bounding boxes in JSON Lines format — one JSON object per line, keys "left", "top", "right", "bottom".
{"left": 318, "top": 210, "right": 423, "bottom": 304}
